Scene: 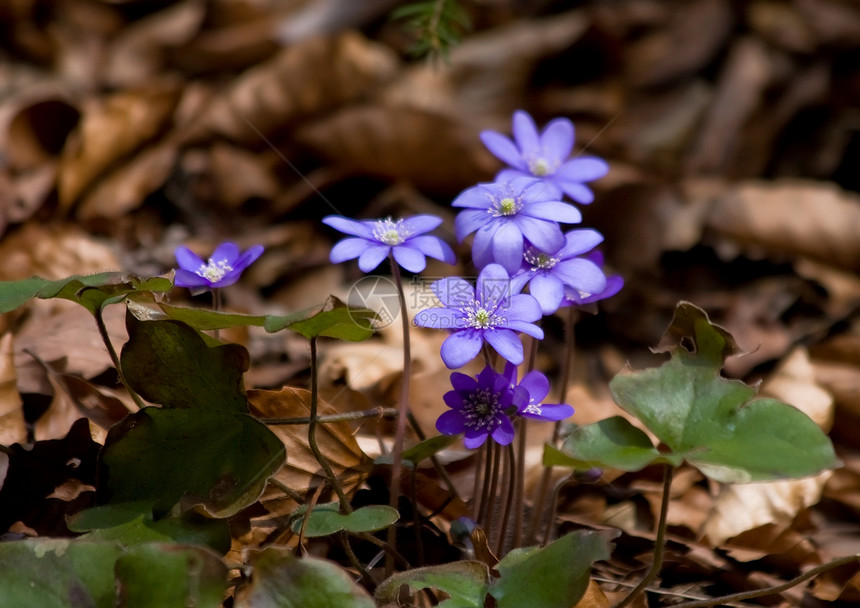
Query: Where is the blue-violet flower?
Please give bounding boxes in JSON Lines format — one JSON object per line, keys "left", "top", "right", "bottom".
{"left": 453, "top": 177, "right": 581, "bottom": 273}
{"left": 561, "top": 251, "right": 624, "bottom": 312}
{"left": 174, "top": 242, "right": 264, "bottom": 289}
{"left": 480, "top": 110, "right": 609, "bottom": 204}
{"left": 502, "top": 362, "right": 574, "bottom": 422}
{"left": 511, "top": 229, "right": 608, "bottom": 315}
{"left": 414, "top": 263, "right": 543, "bottom": 369}
{"left": 437, "top": 366, "right": 525, "bottom": 448}
{"left": 323, "top": 214, "right": 455, "bottom": 273}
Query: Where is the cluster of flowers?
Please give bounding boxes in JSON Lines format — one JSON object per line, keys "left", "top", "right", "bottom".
{"left": 175, "top": 111, "right": 621, "bottom": 449}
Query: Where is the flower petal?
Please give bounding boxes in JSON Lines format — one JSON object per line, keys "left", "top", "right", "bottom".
{"left": 539, "top": 118, "right": 574, "bottom": 162}
{"left": 432, "top": 277, "right": 474, "bottom": 308}
{"left": 357, "top": 244, "right": 391, "bottom": 272}
{"left": 504, "top": 320, "right": 544, "bottom": 339}
{"left": 322, "top": 216, "right": 374, "bottom": 238}
{"left": 491, "top": 223, "right": 524, "bottom": 274}
{"left": 509, "top": 270, "right": 532, "bottom": 294}
{"left": 484, "top": 329, "right": 524, "bottom": 365}
{"left": 515, "top": 216, "right": 565, "bottom": 253}
{"left": 521, "top": 403, "right": 574, "bottom": 422}
{"left": 480, "top": 131, "right": 527, "bottom": 170}
{"left": 478, "top": 263, "right": 512, "bottom": 305}
{"left": 392, "top": 245, "right": 427, "bottom": 273}
{"left": 407, "top": 236, "right": 456, "bottom": 265}
{"left": 463, "top": 427, "right": 489, "bottom": 449}
{"left": 519, "top": 370, "right": 550, "bottom": 403}
{"left": 450, "top": 372, "right": 478, "bottom": 392}
{"left": 496, "top": 168, "right": 532, "bottom": 184}
{"left": 210, "top": 242, "right": 240, "bottom": 265}
{"left": 556, "top": 157, "right": 609, "bottom": 182}
{"left": 554, "top": 259, "right": 607, "bottom": 294}
{"left": 558, "top": 182, "right": 595, "bottom": 205}
{"left": 436, "top": 410, "right": 467, "bottom": 436}
{"left": 403, "top": 214, "right": 443, "bottom": 235}
{"left": 558, "top": 229, "right": 603, "bottom": 258}
{"left": 521, "top": 201, "right": 581, "bottom": 224}
{"left": 504, "top": 293, "right": 542, "bottom": 323}
{"left": 440, "top": 330, "right": 484, "bottom": 369}
{"left": 471, "top": 224, "right": 497, "bottom": 269}
{"left": 529, "top": 273, "right": 564, "bottom": 315}
{"left": 174, "top": 247, "right": 204, "bottom": 273}
{"left": 452, "top": 184, "right": 493, "bottom": 209}
{"left": 233, "top": 245, "right": 264, "bottom": 270}
{"left": 330, "top": 238, "right": 370, "bottom": 264}
{"left": 444, "top": 390, "right": 465, "bottom": 409}
{"left": 414, "top": 307, "right": 464, "bottom": 330}
{"left": 174, "top": 268, "right": 211, "bottom": 288}
{"left": 455, "top": 209, "right": 492, "bottom": 241}
{"left": 491, "top": 414, "right": 515, "bottom": 446}
{"left": 512, "top": 110, "right": 540, "bottom": 157}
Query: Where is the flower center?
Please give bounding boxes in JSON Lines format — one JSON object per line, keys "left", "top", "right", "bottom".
{"left": 524, "top": 401, "right": 543, "bottom": 416}
{"left": 197, "top": 259, "right": 233, "bottom": 283}
{"left": 490, "top": 196, "right": 522, "bottom": 217}
{"left": 462, "top": 299, "right": 503, "bottom": 329}
{"left": 524, "top": 247, "right": 559, "bottom": 270}
{"left": 528, "top": 156, "right": 559, "bottom": 177}
{"left": 372, "top": 217, "right": 411, "bottom": 245}
{"left": 463, "top": 388, "right": 502, "bottom": 431}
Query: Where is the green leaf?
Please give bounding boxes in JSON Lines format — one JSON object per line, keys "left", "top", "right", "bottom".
{"left": 276, "top": 296, "right": 376, "bottom": 341}
{"left": 70, "top": 505, "right": 231, "bottom": 554}
{"left": 236, "top": 548, "right": 374, "bottom": 608}
{"left": 0, "top": 539, "right": 123, "bottom": 607}
{"left": 489, "top": 530, "right": 616, "bottom": 608}
{"left": 120, "top": 313, "right": 250, "bottom": 412}
{"left": 550, "top": 417, "right": 673, "bottom": 472}
{"left": 157, "top": 303, "right": 270, "bottom": 330}
{"left": 114, "top": 543, "right": 227, "bottom": 608}
{"left": 376, "top": 561, "right": 490, "bottom": 608}
{"left": 605, "top": 301, "right": 839, "bottom": 482}
{"left": 98, "top": 407, "right": 285, "bottom": 517}
{"left": 290, "top": 504, "right": 399, "bottom": 537}
{"left": 0, "top": 273, "right": 172, "bottom": 315}
{"left": 401, "top": 435, "right": 458, "bottom": 465}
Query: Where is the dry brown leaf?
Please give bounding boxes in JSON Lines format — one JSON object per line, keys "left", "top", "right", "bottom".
{"left": 183, "top": 30, "right": 399, "bottom": 144}
{"left": 104, "top": 0, "right": 206, "bottom": 88}
{"left": 702, "top": 348, "right": 834, "bottom": 545}
{"left": 705, "top": 179, "right": 860, "bottom": 273}
{"left": 295, "top": 105, "right": 498, "bottom": 193}
{"left": 58, "top": 83, "right": 181, "bottom": 209}
{"left": 208, "top": 143, "right": 279, "bottom": 208}
{"left": 76, "top": 140, "right": 178, "bottom": 220}
{"left": 575, "top": 579, "right": 610, "bottom": 608}
{"left": 0, "top": 333, "right": 26, "bottom": 446}
{"left": 623, "top": 0, "right": 734, "bottom": 87}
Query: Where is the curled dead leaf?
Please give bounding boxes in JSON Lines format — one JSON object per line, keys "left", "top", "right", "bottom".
{"left": 0, "top": 334, "right": 26, "bottom": 446}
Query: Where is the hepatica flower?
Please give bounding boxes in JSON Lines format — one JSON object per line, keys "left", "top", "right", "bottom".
{"left": 511, "top": 229, "right": 608, "bottom": 315}
{"left": 480, "top": 110, "right": 609, "bottom": 204}
{"left": 174, "top": 242, "right": 263, "bottom": 289}
{"left": 437, "top": 366, "right": 525, "bottom": 448}
{"left": 453, "top": 177, "right": 581, "bottom": 273}
{"left": 502, "top": 362, "right": 574, "bottom": 423}
{"left": 414, "top": 263, "right": 543, "bottom": 369}
{"left": 561, "top": 251, "right": 624, "bottom": 311}
{"left": 323, "top": 214, "right": 455, "bottom": 273}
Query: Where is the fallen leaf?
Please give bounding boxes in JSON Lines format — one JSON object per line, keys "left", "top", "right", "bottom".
{"left": 0, "top": 333, "right": 26, "bottom": 446}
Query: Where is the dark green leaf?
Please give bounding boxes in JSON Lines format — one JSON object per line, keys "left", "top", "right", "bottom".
{"left": 489, "top": 530, "right": 616, "bottom": 608}
{"left": 98, "top": 407, "right": 285, "bottom": 517}
{"left": 550, "top": 417, "right": 672, "bottom": 472}
{"left": 376, "top": 561, "right": 490, "bottom": 608}
{"left": 279, "top": 296, "right": 376, "bottom": 341}
{"left": 290, "top": 505, "right": 399, "bottom": 537}
{"left": 121, "top": 313, "right": 249, "bottom": 412}
{"left": 236, "top": 548, "right": 374, "bottom": 608}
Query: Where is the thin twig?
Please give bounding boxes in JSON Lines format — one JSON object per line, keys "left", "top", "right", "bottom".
{"left": 671, "top": 555, "right": 860, "bottom": 608}
{"left": 94, "top": 307, "right": 147, "bottom": 411}
{"left": 614, "top": 465, "right": 674, "bottom": 608}
{"left": 261, "top": 407, "right": 398, "bottom": 425}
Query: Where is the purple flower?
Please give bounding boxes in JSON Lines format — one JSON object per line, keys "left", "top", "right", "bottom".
{"left": 453, "top": 177, "right": 581, "bottom": 273}
{"left": 437, "top": 366, "right": 525, "bottom": 448}
{"left": 561, "top": 251, "right": 624, "bottom": 311}
{"left": 323, "top": 214, "right": 455, "bottom": 273}
{"left": 174, "top": 242, "right": 263, "bottom": 289}
{"left": 414, "top": 264, "right": 543, "bottom": 369}
{"left": 502, "top": 362, "right": 574, "bottom": 422}
{"left": 510, "top": 229, "right": 608, "bottom": 315}
{"left": 480, "top": 110, "right": 609, "bottom": 204}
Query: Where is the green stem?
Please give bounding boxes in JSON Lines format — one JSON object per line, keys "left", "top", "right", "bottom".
{"left": 614, "top": 465, "right": 674, "bottom": 608}
{"left": 386, "top": 255, "right": 413, "bottom": 576}
{"left": 670, "top": 554, "right": 860, "bottom": 608}
{"left": 513, "top": 335, "right": 539, "bottom": 547}
{"left": 212, "top": 289, "right": 222, "bottom": 341}
{"left": 95, "top": 307, "right": 147, "bottom": 411}
{"left": 307, "top": 337, "right": 352, "bottom": 513}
